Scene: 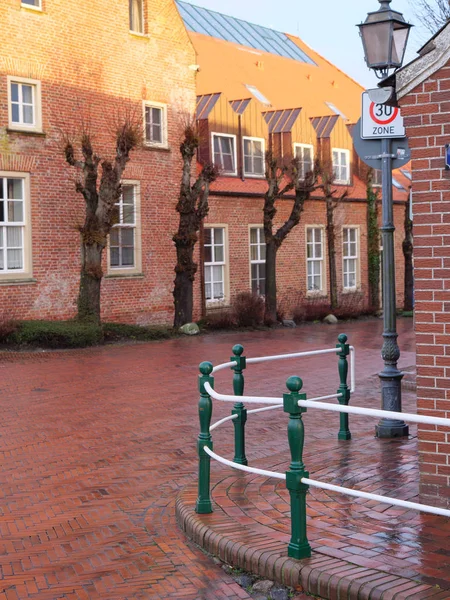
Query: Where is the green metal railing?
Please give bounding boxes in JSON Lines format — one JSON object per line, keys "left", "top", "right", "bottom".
{"left": 193, "top": 333, "right": 450, "bottom": 562}
{"left": 195, "top": 334, "right": 353, "bottom": 559}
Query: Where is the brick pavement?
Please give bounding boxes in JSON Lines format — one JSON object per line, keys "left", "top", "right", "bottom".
{"left": 0, "top": 318, "right": 447, "bottom": 599}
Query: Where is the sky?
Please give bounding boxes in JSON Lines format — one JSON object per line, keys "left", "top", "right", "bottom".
{"left": 184, "top": 0, "right": 431, "bottom": 89}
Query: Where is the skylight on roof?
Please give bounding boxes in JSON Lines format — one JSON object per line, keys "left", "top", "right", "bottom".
{"left": 325, "top": 102, "right": 348, "bottom": 121}
{"left": 176, "top": 1, "right": 317, "bottom": 65}
{"left": 245, "top": 85, "right": 271, "bottom": 106}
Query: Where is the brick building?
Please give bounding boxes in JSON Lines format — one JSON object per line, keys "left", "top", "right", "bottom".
{"left": 177, "top": 1, "right": 410, "bottom": 319}
{"left": 0, "top": 0, "right": 196, "bottom": 324}
{"left": 394, "top": 24, "right": 450, "bottom": 507}
{"left": 1, "top": 0, "right": 409, "bottom": 325}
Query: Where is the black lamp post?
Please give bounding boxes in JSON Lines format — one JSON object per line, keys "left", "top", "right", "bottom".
{"left": 358, "top": 0, "right": 412, "bottom": 438}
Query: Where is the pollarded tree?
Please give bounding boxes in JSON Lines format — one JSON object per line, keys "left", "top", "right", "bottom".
{"left": 263, "top": 152, "right": 317, "bottom": 323}
{"left": 411, "top": 0, "right": 450, "bottom": 34}
{"left": 316, "top": 162, "right": 348, "bottom": 311}
{"left": 64, "top": 110, "right": 141, "bottom": 323}
{"left": 173, "top": 124, "right": 218, "bottom": 327}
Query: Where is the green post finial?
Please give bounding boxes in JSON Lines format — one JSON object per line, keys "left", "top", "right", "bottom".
{"left": 336, "top": 333, "right": 351, "bottom": 441}
{"left": 231, "top": 344, "right": 248, "bottom": 466}
{"left": 283, "top": 376, "right": 311, "bottom": 560}
{"left": 196, "top": 361, "right": 214, "bottom": 514}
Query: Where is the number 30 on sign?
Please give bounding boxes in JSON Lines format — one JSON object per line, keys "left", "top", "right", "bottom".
{"left": 361, "top": 92, "right": 406, "bottom": 139}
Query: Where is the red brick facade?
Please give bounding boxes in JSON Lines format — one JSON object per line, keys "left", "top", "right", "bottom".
{"left": 0, "top": 0, "right": 409, "bottom": 327}
{"left": 0, "top": 0, "right": 196, "bottom": 324}
{"left": 399, "top": 62, "right": 450, "bottom": 508}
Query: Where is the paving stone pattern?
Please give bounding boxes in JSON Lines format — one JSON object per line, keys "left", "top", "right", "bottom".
{"left": 0, "top": 318, "right": 447, "bottom": 599}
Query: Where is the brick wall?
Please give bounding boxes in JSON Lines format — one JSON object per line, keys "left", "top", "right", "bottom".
{"left": 399, "top": 64, "right": 450, "bottom": 508}
{"left": 199, "top": 193, "right": 406, "bottom": 319}
{"left": 0, "top": 0, "right": 196, "bottom": 324}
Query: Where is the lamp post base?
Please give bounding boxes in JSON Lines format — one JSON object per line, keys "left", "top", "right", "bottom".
{"left": 375, "top": 369, "right": 409, "bottom": 438}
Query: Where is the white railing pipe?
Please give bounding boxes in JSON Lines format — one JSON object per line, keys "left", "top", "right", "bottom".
{"left": 203, "top": 446, "right": 286, "bottom": 480}
{"left": 210, "top": 414, "right": 237, "bottom": 432}
{"left": 204, "top": 382, "right": 282, "bottom": 405}
{"left": 303, "top": 477, "right": 450, "bottom": 517}
{"left": 350, "top": 346, "right": 355, "bottom": 392}
{"left": 298, "top": 400, "right": 450, "bottom": 427}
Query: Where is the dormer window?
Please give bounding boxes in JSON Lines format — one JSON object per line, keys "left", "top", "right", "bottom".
{"left": 332, "top": 148, "right": 350, "bottom": 184}
{"left": 294, "top": 144, "right": 314, "bottom": 179}
{"left": 212, "top": 133, "right": 237, "bottom": 175}
{"left": 243, "top": 137, "right": 265, "bottom": 177}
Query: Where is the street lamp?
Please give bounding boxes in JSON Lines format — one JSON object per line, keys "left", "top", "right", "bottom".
{"left": 358, "top": 0, "right": 412, "bottom": 438}
{"left": 358, "top": 0, "right": 412, "bottom": 79}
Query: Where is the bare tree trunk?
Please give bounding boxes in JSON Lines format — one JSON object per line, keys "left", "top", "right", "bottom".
{"left": 403, "top": 194, "right": 414, "bottom": 312}
{"left": 173, "top": 214, "right": 198, "bottom": 328}
{"left": 326, "top": 199, "right": 338, "bottom": 310}
{"left": 172, "top": 125, "right": 217, "bottom": 328}
{"left": 265, "top": 240, "right": 278, "bottom": 323}
{"left": 78, "top": 242, "right": 103, "bottom": 322}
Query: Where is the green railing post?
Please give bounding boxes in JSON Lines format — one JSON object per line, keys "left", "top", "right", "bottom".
{"left": 336, "top": 333, "right": 351, "bottom": 441}
{"left": 196, "top": 361, "right": 214, "bottom": 514}
{"left": 283, "top": 376, "right": 311, "bottom": 560}
{"left": 231, "top": 344, "right": 248, "bottom": 466}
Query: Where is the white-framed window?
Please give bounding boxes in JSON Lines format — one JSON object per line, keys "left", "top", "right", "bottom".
{"left": 0, "top": 174, "right": 32, "bottom": 279}
{"left": 343, "top": 227, "right": 359, "bottom": 290}
{"left": 108, "top": 182, "right": 142, "bottom": 275}
{"left": 332, "top": 148, "right": 350, "bottom": 184}
{"left": 21, "top": 0, "right": 42, "bottom": 9}
{"left": 204, "top": 227, "right": 226, "bottom": 302}
{"left": 243, "top": 137, "right": 265, "bottom": 177}
{"left": 294, "top": 143, "right": 314, "bottom": 179}
{"left": 372, "top": 169, "right": 382, "bottom": 186}
{"left": 143, "top": 102, "right": 167, "bottom": 147}
{"left": 129, "top": 0, "right": 144, "bottom": 33}
{"left": 212, "top": 133, "right": 237, "bottom": 175}
{"left": 306, "top": 227, "right": 324, "bottom": 292}
{"left": 249, "top": 227, "right": 266, "bottom": 295}
{"left": 7, "top": 76, "right": 42, "bottom": 133}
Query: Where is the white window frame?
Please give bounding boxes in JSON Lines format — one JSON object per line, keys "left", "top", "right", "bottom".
{"left": 249, "top": 225, "right": 266, "bottom": 296}
{"left": 129, "top": 0, "right": 144, "bottom": 34}
{"left": 243, "top": 136, "right": 265, "bottom": 178}
{"left": 293, "top": 143, "right": 314, "bottom": 179}
{"left": 342, "top": 226, "right": 360, "bottom": 292}
{"left": 204, "top": 225, "right": 229, "bottom": 304}
{"left": 0, "top": 172, "right": 32, "bottom": 281}
{"left": 211, "top": 133, "right": 237, "bottom": 176}
{"left": 142, "top": 101, "right": 168, "bottom": 148}
{"left": 21, "top": 0, "right": 42, "bottom": 11}
{"left": 372, "top": 169, "right": 382, "bottom": 187}
{"left": 306, "top": 226, "right": 326, "bottom": 295}
{"left": 332, "top": 148, "right": 350, "bottom": 185}
{"left": 7, "top": 76, "right": 42, "bottom": 133}
{"left": 107, "top": 180, "right": 142, "bottom": 277}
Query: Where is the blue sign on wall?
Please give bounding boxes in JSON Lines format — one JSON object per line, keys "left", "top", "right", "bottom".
{"left": 446, "top": 144, "right": 450, "bottom": 170}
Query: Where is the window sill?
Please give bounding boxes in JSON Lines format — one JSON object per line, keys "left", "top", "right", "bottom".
{"left": 342, "top": 287, "right": 362, "bottom": 295}
{"left": 7, "top": 128, "right": 46, "bottom": 137}
{"left": 243, "top": 173, "right": 265, "bottom": 179}
{"left": 142, "top": 143, "right": 171, "bottom": 153}
{"left": 206, "top": 301, "right": 230, "bottom": 309}
{"left": 129, "top": 30, "right": 148, "bottom": 39}
{"left": 333, "top": 180, "right": 350, "bottom": 186}
{"left": 21, "top": 4, "right": 43, "bottom": 12}
{"left": 0, "top": 277, "right": 36, "bottom": 285}
{"left": 105, "top": 272, "right": 144, "bottom": 279}
{"left": 306, "top": 291, "right": 327, "bottom": 299}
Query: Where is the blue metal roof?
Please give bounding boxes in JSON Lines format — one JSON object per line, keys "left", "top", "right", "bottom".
{"left": 176, "top": 1, "right": 316, "bottom": 65}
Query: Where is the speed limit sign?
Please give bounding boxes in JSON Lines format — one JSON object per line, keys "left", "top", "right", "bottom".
{"left": 361, "top": 92, "right": 405, "bottom": 139}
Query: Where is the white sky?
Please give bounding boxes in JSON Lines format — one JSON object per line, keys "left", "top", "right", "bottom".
{"left": 185, "top": 0, "right": 430, "bottom": 89}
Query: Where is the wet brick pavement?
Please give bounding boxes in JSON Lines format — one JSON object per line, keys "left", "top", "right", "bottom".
{"left": 0, "top": 317, "right": 448, "bottom": 599}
